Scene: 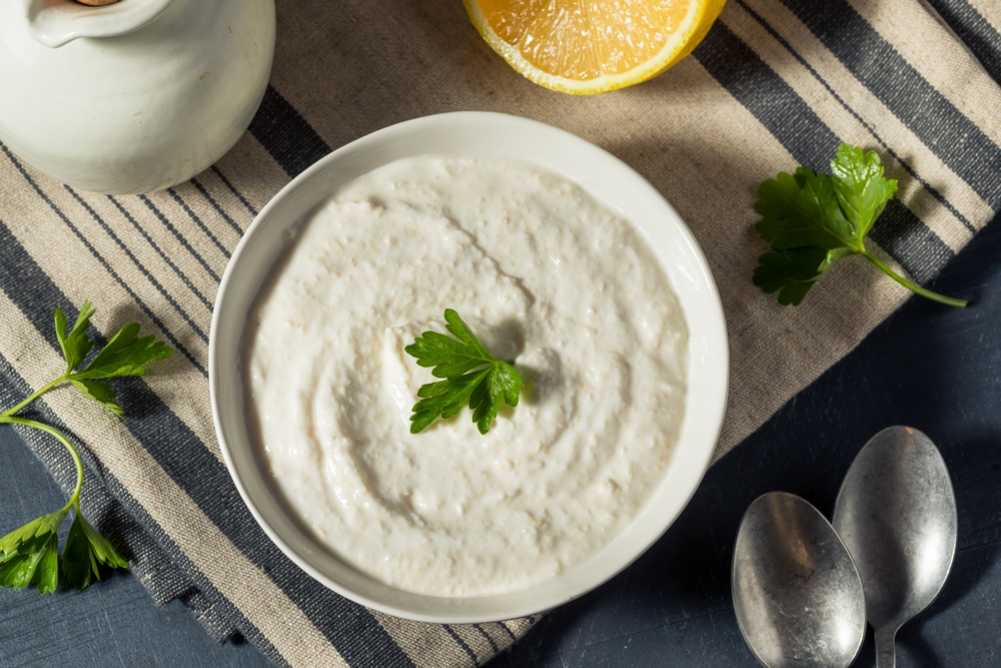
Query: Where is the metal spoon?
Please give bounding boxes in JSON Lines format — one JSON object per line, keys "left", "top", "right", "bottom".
{"left": 732, "top": 492, "right": 866, "bottom": 667}
{"left": 833, "top": 426, "right": 958, "bottom": 668}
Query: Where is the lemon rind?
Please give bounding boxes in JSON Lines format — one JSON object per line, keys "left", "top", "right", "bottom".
{"left": 464, "top": 0, "right": 727, "bottom": 96}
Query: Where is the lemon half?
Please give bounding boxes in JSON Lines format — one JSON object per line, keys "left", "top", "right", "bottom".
{"left": 465, "top": 0, "right": 726, "bottom": 95}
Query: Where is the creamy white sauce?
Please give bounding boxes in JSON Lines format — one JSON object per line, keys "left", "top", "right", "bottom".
{"left": 247, "top": 157, "right": 687, "bottom": 597}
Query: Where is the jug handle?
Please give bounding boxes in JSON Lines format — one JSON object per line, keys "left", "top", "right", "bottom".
{"left": 24, "top": 0, "right": 173, "bottom": 48}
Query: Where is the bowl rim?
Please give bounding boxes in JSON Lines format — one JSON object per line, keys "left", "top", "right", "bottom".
{"left": 209, "top": 111, "right": 729, "bottom": 623}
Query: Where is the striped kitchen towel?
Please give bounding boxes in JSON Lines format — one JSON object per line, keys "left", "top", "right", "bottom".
{"left": 2, "top": 0, "right": 1001, "bottom": 665}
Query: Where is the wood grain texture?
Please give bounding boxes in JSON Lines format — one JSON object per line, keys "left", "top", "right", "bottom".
{"left": 0, "top": 435, "right": 269, "bottom": 668}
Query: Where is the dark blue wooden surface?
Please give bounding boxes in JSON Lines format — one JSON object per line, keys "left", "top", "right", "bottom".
{"left": 2, "top": 221, "right": 1000, "bottom": 666}
{"left": 0, "top": 439, "right": 270, "bottom": 668}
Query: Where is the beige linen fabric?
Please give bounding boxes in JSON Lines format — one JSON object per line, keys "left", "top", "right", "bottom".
{"left": 1, "top": 0, "right": 1000, "bottom": 665}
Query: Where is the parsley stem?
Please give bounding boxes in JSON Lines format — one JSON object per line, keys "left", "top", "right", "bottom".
{"left": 0, "top": 374, "right": 82, "bottom": 509}
{"left": 0, "top": 375, "right": 68, "bottom": 419}
{"left": 862, "top": 251, "right": 968, "bottom": 308}
{"left": 0, "top": 416, "right": 84, "bottom": 510}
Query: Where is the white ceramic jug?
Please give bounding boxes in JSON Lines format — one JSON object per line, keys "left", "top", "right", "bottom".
{"left": 0, "top": 0, "right": 275, "bottom": 194}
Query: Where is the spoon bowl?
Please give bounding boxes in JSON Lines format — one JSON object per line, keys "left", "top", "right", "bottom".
{"left": 833, "top": 426, "right": 958, "bottom": 667}
{"left": 732, "top": 492, "right": 866, "bottom": 667}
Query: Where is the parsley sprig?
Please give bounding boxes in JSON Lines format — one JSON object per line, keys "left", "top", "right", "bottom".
{"left": 0, "top": 302, "right": 172, "bottom": 593}
{"left": 753, "top": 144, "right": 967, "bottom": 308}
{"left": 405, "top": 309, "right": 524, "bottom": 434}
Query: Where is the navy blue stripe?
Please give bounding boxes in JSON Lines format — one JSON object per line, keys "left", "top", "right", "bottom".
{"left": 211, "top": 165, "right": 259, "bottom": 217}
{"left": 64, "top": 188, "right": 209, "bottom": 344}
{"left": 781, "top": 0, "right": 1001, "bottom": 208}
{"left": 444, "top": 625, "right": 478, "bottom": 666}
{"left": 496, "top": 622, "right": 517, "bottom": 642}
{"left": 95, "top": 191, "right": 214, "bottom": 312}
{"left": 0, "top": 217, "right": 202, "bottom": 376}
{"left": 249, "top": 85, "right": 330, "bottom": 177}
{"left": 0, "top": 354, "right": 288, "bottom": 668}
{"left": 693, "top": 22, "right": 954, "bottom": 283}
{"left": 167, "top": 188, "right": 232, "bottom": 258}
{"left": 191, "top": 177, "right": 245, "bottom": 235}
{"left": 0, "top": 222, "right": 413, "bottom": 666}
{"left": 735, "top": 0, "right": 976, "bottom": 236}
{"left": 136, "top": 195, "right": 222, "bottom": 283}
{"left": 868, "top": 201, "right": 954, "bottom": 284}
{"left": 472, "top": 624, "right": 499, "bottom": 653}
{"left": 926, "top": 0, "right": 1001, "bottom": 86}
{"left": 0, "top": 145, "right": 205, "bottom": 373}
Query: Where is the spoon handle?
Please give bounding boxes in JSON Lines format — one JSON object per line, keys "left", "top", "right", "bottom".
{"left": 875, "top": 627, "right": 896, "bottom": 668}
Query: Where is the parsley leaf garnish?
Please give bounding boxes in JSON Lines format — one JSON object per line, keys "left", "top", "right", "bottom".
{"left": 753, "top": 144, "right": 967, "bottom": 308}
{"left": 405, "top": 309, "right": 524, "bottom": 435}
{"left": 0, "top": 509, "right": 64, "bottom": 593}
{"left": 61, "top": 512, "right": 129, "bottom": 590}
{"left": 0, "top": 302, "right": 172, "bottom": 593}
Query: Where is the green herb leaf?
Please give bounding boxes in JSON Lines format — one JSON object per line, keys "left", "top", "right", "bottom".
{"left": 443, "top": 308, "right": 491, "bottom": 358}
{"left": 55, "top": 306, "right": 174, "bottom": 414}
{"left": 753, "top": 144, "right": 967, "bottom": 308}
{"left": 73, "top": 322, "right": 173, "bottom": 380}
{"left": 405, "top": 310, "right": 524, "bottom": 434}
{"left": 62, "top": 512, "right": 129, "bottom": 590}
{"left": 753, "top": 247, "right": 852, "bottom": 306}
{"left": 0, "top": 509, "right": 67, "bottom": 592}
{"left": 31, "top": 533, "right": 59, "bottom": 594}
{"left": 69, "top": 379, "right": 124, "bottom": 417}
{"left": 54, "top": 302, "right": 95, "bottom": 373}
{"left": 830, "top": 144, "right": 898, "bottom": 237}
{"left": 0, "top": 301, "right": 172, "bottom": 597}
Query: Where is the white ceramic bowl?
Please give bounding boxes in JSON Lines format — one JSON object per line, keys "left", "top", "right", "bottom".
{"left": 210, "top": 112, "right": 728, "bottom": 623}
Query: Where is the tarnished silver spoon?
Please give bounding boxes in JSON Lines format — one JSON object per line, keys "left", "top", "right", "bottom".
{"left": 833, "top": 426, "right": 958, "bottom": 668}
{"left": 733, "top": 492, "right": 866, "bottom": 667}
